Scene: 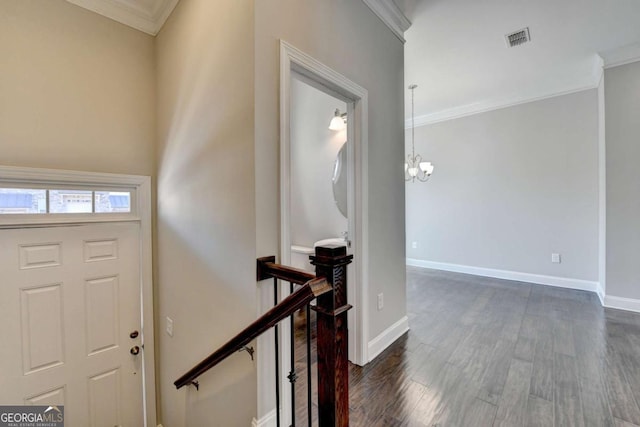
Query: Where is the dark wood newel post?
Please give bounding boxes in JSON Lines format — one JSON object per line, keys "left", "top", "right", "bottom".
{"left": 310, "top": 245, "right": 353, "bottom": 427}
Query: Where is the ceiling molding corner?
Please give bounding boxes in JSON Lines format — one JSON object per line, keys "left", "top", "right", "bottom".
{"left": 592, "top": 54, "right": 604, "bottom": 84}
{"left": 600, "top": 42, "right": 640, "bottom": 69}
{"left": 153, "top": 0, "right": 179, "bottom": 34}
{"left": 361, "top": 0, "right": 411, "bottom": 43}
{"left": 66, "top": 0, "right": 179, "bottom": 36}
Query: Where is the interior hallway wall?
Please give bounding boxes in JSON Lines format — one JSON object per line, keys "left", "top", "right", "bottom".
{"left": 155, "top": 0, "right": 256, "bottom": 425}
{"left": 0, "top": 0, "right": 155, "bottom": 176}
{"left": 406, "top": 90, "right": 599, "bottom": 283}
{"left": 255, "top": 0, "right": 406, "bottom": 418}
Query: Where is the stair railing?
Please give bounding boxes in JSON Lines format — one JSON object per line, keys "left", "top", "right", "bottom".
{"left": 174, "top": 245, "right": 352, "bottom": 427}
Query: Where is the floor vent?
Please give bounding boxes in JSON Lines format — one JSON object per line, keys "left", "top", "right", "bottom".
{"left": 505, "top": 27, "right": 531, "bottom": 47}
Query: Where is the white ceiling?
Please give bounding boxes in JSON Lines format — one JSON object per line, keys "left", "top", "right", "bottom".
{"left": 65, "top": 0, "right": 179, "bottom": 35}
{"left": 404, "top": 0, "right": 640, "bottom": 125}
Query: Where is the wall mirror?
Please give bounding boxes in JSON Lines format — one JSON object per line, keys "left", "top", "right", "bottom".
{"left": 332, "top": 142, "right": 348, "bottom": 218}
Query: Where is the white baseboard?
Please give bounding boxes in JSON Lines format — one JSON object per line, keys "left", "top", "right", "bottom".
{"left": 367, "top": 316, "right": 409, "bottom": 362}
{"left": 604, "top": 295, "right": 640, "bottom": 313}
{"left": 407, "top": 259, "right": 600, "bottom": 294}
{"left": 252, "top": 409, "right": 277, "bottom": 427}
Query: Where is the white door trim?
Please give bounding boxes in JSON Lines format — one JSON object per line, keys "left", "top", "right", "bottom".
{"left": 279, "top": 41, "right": 369, "bottom": 366}
{"left": 0, "top": 165, "right": 157, "bottom": 427}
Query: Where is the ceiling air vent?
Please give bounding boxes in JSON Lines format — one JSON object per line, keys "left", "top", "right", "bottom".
{"left": 505, "top": 27, "right": 531, "bottom": 47}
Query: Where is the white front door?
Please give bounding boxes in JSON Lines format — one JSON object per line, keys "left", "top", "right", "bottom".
{"left": 0, "top": 222, "right": 143, "bottom": 427}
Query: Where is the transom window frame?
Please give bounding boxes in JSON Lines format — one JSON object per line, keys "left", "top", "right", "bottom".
{"left": 0, "top": 166, "right": 145, "bottom": 228}
{"left": 0, "top": 184, "right": 134, "bottom": 215}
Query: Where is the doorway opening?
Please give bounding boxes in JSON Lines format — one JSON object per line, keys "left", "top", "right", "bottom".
{"left": 272, "top": 40, "right": 369, "bottom": 426}
{"left": 279, "top": 40, "right": 369, "bottom": 368}
{"left": 287, "top": 71, "right": 349, "bottom": 275}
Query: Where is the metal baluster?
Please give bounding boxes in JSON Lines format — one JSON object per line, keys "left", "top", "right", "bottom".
{"left": 274, "top": 278, "right": 281, "bottom": 427}
{"left": 288, "top": 281, "right": 297, "bottom": 427}
{"left": 306, "top": 303, "right": 312, "bottom": 426}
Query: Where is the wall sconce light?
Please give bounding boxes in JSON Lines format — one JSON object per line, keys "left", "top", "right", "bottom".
{"left": 329, "top": 109, "right": 347, "bottom": 131}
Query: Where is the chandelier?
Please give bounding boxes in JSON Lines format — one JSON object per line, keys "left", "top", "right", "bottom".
{"left": 405, "top": 84, "right": 434, "bottom": 182}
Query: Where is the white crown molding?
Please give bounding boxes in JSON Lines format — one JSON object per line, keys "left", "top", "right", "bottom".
{"left": 407, "top": 259, "right": 601, "bottom": 295}
{"left": 361, "top": 0, "right": 411, "bottom": 43}
{"left": 600, "top": 42, "right": 640, "bottom": 69}
{"left": 66, "top": 0, "right": 179, "bottom": 35}
{"left": 405, "top": 81, "right": 601, "bottom": 128}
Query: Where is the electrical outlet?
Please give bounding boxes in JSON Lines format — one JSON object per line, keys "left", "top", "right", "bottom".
{"left": 166, "top": 317, "right": 174, "bottom": 337}
{"left": 411, "top": 241, "right": 418, "bottom": 249}
{"left": 551, "top": 253, "right": 561, "bottom": 263}
{"left": 377, "top": 293, "right": 384, "bottom": 311}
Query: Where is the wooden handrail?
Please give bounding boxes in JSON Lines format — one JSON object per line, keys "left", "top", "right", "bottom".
{"left": 256, "top": 255, "right": 315, "bottom": 285}
{"left": 174, "top": 276, "right": 331, "bottom": 389}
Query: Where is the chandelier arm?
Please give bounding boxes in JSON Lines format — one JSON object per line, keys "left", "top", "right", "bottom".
{"left": 416, "top": 173, "right": 430, "bottom": 182}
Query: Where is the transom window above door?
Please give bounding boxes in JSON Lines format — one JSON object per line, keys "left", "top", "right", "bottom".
{"left": 0, "top": 167, "right": 145, "bottom": 227}
{"left": 0, "top": 187, "right": 133, "bottom": 215}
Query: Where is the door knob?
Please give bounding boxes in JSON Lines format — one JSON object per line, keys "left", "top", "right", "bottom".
{"left": 129, "top": 330, "right": 139, "bottom": 339}
{"left": 130, "top": 346, "right": 140, "bottom": 355}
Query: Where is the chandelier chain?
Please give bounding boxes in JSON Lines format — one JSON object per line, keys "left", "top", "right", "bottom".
{"left": 412, "top": 85, "right": 416, "bottom": 159}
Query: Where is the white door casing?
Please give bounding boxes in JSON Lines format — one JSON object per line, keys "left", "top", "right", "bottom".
{"left": 273, "top": 40, "right": 369, "bottom": 426}
{"left": 0, "top": 166, "right": 156, "bottom": 427}
{"left": 279, "top": 40, "right": 369, "bottom": 366}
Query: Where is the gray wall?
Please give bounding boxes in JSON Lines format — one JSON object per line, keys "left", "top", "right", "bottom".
{"left": 290, "top": 75, "right": 348, "bottom": 248}
{"left": 605, "top": 61, "right": 640, "bottom": 300}
{"left": 255, "top": 0, "right": 406, "bottom": 418}
{"left": 406, "top": 90, "right": 599, "bottom": 281}
{"left": 155, "top": 1, "right": 256, "bottom": 426}
{"left": 256, "top": 0, "right": 406, "bottom": 341}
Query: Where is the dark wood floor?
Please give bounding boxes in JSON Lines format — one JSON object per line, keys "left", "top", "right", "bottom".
{"left": 294, "top": 267, "right": 640, "bottom": 426}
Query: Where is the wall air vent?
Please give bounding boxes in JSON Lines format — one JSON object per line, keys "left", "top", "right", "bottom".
{"left": 505, "top": 27, "right": 531, "bottom": 47}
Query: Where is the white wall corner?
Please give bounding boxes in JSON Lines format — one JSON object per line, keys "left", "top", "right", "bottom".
{"left": 596, "top": 283, "right": 606, "bottom": 306}
{"left": 361, "top": 0, "right": 411, "bottom": 43}
{"left": 600, "top": 42, "right": 640, "bottom": 69}
{"left": 367, "top": 316, "right": 409, "bottom": 362}
{"left": 252, "top": 409, "right": 278, "bottom": 427}
{"left": 604, "top": 295, "right": 640, "bottom": 314}
{"left": 597, "top": 69, "right": 607, "bottom": 300}
{"left": 407, "top": 259, "right": 600, "bottom": 295}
